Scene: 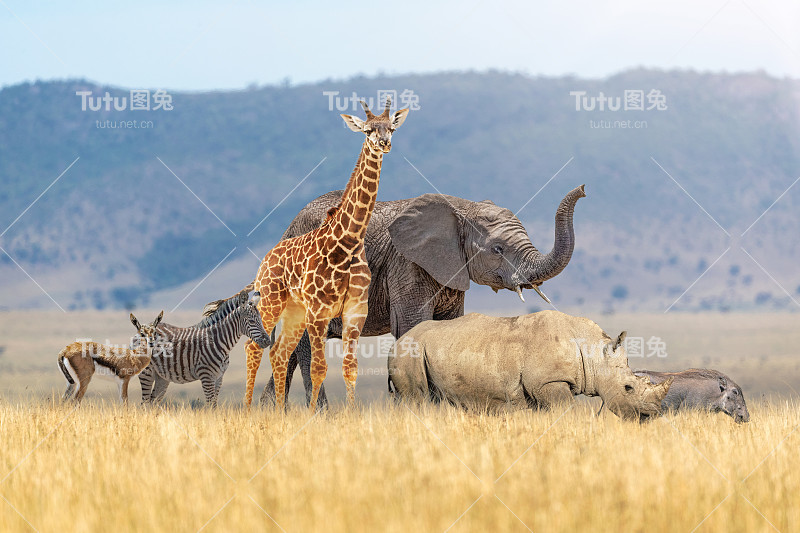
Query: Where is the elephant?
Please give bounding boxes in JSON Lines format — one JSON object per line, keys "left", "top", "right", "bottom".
{"left": 634, "top": 369, "right": 750, "bottom": 423}
{"left": 205, "top": 185, "right": 585, "bottom": 407}
{"left": 388, "top": 310, "right": 674, "bottom": 421}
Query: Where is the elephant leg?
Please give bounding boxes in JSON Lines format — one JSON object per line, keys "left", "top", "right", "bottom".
{"left": 388, "top": 268, "right": 437, "bottom": 339}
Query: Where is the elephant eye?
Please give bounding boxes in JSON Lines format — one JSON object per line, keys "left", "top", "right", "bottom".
{"left": 624, "top": 384, "right": 634, "bottom": 393}
{"left": 491, "top": 245, "right": 504, "bottom": 255}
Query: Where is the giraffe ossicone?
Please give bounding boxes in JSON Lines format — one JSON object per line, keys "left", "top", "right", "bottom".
{"left": 244, "top": 98, "right": 409, "bottom": 410}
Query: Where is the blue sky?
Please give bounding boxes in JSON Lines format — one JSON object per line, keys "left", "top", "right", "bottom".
{"left": 1, "top": 0, "right": 799, "bottom": 90}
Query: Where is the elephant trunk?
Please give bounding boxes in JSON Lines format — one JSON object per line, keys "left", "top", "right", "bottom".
{"left": 514, "top": 185, "right": 586, "bottom": 296}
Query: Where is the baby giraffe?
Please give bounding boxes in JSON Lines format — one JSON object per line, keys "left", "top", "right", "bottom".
{"left": 58, "top": 311, "right": 164, "bottom": 403}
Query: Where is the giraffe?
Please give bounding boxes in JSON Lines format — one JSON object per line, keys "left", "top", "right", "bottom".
{"left": 245, "top": 98, "right": 409, "bottom": 410}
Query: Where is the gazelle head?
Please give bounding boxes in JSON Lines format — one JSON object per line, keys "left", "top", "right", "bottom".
{"left": 130, "top": 311, "right": 164, "bottom": 353}
{"left": 341, "top": 98, "right": 409, "bottom": 153}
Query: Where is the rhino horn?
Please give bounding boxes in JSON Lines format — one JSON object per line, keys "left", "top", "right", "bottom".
{"left": 655, "top": 376, "right": 674, "bottom": 400}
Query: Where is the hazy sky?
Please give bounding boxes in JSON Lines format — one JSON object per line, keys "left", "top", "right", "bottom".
{"left": 1, "top": 0, "right": 799, "bottom": 90}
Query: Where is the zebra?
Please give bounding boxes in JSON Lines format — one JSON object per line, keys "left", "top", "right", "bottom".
{"left": 139, "top": 290, "right": 271, "bottom": 407}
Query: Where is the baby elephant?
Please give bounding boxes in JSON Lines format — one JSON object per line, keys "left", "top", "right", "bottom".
{"left": 634, "top": 369, "right": 750, "bottom": 423}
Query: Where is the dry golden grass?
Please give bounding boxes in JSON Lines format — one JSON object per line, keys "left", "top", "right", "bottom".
{"left": 0, "top": 399, "right": 797, "bottom": 532}
{"left": 0, "top": 310, "right": 798, "bottom": 532}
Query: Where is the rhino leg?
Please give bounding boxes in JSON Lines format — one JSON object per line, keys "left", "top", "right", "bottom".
{"left": 387, "top": 344, "right": 429, "bottom": 402}
{"left": 535, "top": 382, "right": 574, "bottom": 410}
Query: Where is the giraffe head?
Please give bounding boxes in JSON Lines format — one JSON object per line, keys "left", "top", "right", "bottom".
{"left": 341, "top": 98, "right": 409, "bottom": 153}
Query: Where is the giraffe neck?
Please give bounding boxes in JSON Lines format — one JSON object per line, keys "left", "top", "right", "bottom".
{"left": 330, "top": 140, "right": 384, "bottom": 245}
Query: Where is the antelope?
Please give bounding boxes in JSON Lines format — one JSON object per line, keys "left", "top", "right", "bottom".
{"left": 58, "top": 311, "right": 164, "bottom": 403}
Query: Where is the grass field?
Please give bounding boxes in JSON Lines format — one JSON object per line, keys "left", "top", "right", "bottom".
{"left": 0, "top": 310, "right": 798, "bottom": 532}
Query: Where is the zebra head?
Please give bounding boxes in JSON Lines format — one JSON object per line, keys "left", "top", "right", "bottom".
{"left": 243, "top": 292, "right": 271, "bottom": 349}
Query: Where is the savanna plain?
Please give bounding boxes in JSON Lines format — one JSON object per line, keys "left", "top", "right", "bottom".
{"left": 1, "top": 310, "right": 798, "bottom": 532}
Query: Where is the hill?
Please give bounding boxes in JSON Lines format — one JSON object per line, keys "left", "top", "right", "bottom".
{"left": 1, "top": 69, "right": 799, "bottom": 312}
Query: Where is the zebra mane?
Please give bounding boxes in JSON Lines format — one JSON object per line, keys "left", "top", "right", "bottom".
{"left": 195, "top": 290, "right": 246, "bottom": 328}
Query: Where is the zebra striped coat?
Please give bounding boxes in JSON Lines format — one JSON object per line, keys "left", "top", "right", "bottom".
{"left": 139, "top": 290, "right": 270, "bottom": 407}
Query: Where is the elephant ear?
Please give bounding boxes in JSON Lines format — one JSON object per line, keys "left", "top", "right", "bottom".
{"left": 388, "top": 194, "right": 470, "bottom": 291}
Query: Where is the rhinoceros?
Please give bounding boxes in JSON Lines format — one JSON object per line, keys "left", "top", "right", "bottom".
{"left": 389, "top": 310, "right": 673, "bottom": 421}
{"left": 633, "top": 368, "right": 750, "bottom": 423}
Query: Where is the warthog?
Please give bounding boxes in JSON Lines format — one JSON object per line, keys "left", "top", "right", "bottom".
{"left": 634, "top": 368, "right": 750, "bottom": 423}
{"left": 389, "top": 310, "right": 673, "bottom": 422}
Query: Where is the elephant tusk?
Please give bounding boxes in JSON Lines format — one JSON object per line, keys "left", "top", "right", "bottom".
{"left": 515, "top": 286, "right": 525, "bottom": 302}
{"left": 533, "top": 285, "right": 551, "bottom": 304}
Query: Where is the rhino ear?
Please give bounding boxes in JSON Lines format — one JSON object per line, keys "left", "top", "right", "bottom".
{"left": 718, "top": 376, "right": 727, "bottom": 392}
{"left": 388, "top": 194, "right": 470, "bottom": 291}
{"left": 613, "top": 331, "right": 627, "bottom": 350}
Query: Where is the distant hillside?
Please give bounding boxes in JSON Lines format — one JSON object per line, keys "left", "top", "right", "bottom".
{"left": 1, "top": 69, "right": 799, "bottom": 312}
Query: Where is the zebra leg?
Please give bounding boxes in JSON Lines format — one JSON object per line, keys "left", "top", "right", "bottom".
{"left": 139, "top": 365, "right": 155, "bottom": 404}
{"left": 151, "top": 373, "right": 170, "bottom": 403}
{"left": 214, "top": 376, "right": 224, "bottom": 407}
{"left": 200, "top": 374, "right": 217, "bottom": 408}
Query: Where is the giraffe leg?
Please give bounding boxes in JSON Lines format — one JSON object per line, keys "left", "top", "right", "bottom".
{"left": 269, "top": 301, "right": 306, "bottom": 412}
{"left": 244, "top": 340, "right": 264, "bottom": 407}
{"left": 340, "top": 254, "right": 370, "bottom": 407}
{"left": 245, "top": 285, "right": 287, "bottom": 407}
{"left": 306, "top": 318, "right": 330, "bottom": 411}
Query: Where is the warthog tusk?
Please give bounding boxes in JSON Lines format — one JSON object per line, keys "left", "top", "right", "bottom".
{"left": 533, "top": 285, "right": 551, "bottom": 304}
{"left": 515, "top": 286, "right": 525, "bottom": 302}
